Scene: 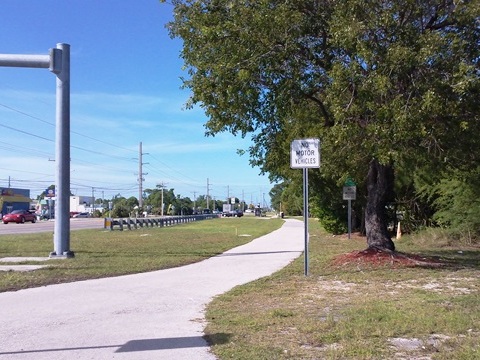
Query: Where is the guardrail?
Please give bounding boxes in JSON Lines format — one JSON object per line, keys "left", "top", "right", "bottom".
{"left": 103, "top": 214, "right": 218, "bottom": 231}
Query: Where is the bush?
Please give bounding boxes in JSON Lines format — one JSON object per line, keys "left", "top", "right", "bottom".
{"left": 111, "top": 204, "right": 130, "bottom": 218}
{"left": 431, "top": 176, "right": 480, "bottom": 244}
{"left": 414, "top": 167, "right": 480, "bottom": 244}
{"left": 319, "top": 214, "right": 347, "bottom": 235}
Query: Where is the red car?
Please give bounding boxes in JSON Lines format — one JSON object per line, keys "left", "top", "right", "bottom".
{"left": 3, "top": 210, "right": 37, "bottom": 224}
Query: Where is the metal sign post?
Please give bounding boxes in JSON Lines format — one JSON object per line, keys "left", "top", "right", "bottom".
{"left": 343, "top": 178, "right": 357, "bottom": 240}
{"left": 291, "top": 138, "right": 320, "bottom": 276}
{"left": 302, "top": 167, "right": 309, "bottom": 275}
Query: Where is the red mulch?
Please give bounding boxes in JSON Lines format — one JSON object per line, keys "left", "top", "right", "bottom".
{"left": 331, "top": 233, "right": 445, "bottom": 268}
{"left": 332, "top": 248, "right": 445, "bottom": 268}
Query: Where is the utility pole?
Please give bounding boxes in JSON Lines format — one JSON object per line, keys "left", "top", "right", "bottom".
{"left": 206, "top": 178, "right": 211, "bottom": 210}
{"left": 242, "top": 190, "right": 245, "bottom": 211}
{"left": 158, "top": 182, "right": 166, "bottom": 216}
{"left": 137, "top": 142, "right": 148, "bottom": 208}
{"left": 92, "top": 187, "right": 95, "bottom": 213}
{"left": 192, "top": 191, "right": 197, "bottom": 213}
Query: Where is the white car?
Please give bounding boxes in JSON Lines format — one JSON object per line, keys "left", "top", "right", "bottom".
{"left": 73, "top": 212, "right": 91, "bottom": 218}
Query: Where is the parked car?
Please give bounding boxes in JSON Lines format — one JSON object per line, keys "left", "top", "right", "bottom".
{"left": 3, "top": 209, "right": 37, "bottom": 224}
{"left": 73, "top": 212, "right": 90, "bottom": 218}
{"left": 222, "top": 210, "right": 244, "bottom": 217}
{"left": 233, "top": 210, "right": 244, "bottom": 217}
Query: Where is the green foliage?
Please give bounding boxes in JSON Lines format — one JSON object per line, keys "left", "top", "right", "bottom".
{"left": 166, "top": 0, "right": 480, "bottom": 241}
{"left": 428, "top": 169, "right": 480, "bottom": 243}
{"left": 111, "top": 204, "right": 130, "bottom": 218}
{"left": 269, "top": 182, "right": 285, "bottom": 212}
{"left": 310, "top": 173, "right": 350, "bottom": 234}
{"left": 280, "top": 181, "right": 303, "bottom": 216}
{"left": 125, "top": 196, "right": 139, "bottom": 208}
{"left": 317, "top": 213, "right": 347, "bottom": 235}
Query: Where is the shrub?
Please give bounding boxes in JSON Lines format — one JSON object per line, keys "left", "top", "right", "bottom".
{"left": 111, "top": 204, "right": 130, "bottom": 218}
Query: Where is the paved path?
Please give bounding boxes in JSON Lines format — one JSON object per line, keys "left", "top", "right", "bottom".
{"left": 0, "top": 219, "right": 304, "bottom": 359}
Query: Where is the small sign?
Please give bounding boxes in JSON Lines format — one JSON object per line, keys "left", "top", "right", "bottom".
{"left": 45, "top": 188, "right": 55, "bottom": 197}
{"left": 290, "top": 138, "right": 320, "bottom": 169}
{"left": 343, "top": 186, "right": 357, "bottom": 200}
{"left": 344, "top": 177, "right": 356, "bottom": 187}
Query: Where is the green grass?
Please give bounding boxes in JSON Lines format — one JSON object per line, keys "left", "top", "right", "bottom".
{"left": 204, "top": 219, "right": 480, "bottom": 359}
{"left": 0, "top": 217, "right": 283, "bottom": 292}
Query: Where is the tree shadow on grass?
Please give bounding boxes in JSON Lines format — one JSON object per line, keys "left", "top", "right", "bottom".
{"left": 204, "top": 332, "right": 233, "bottom": 347}
{"left": 416, "top": 249, "right": 480, "bottom": 269}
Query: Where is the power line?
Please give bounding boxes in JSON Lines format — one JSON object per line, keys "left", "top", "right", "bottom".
{"left": 0, "top": 122, "right": 54, "bottom": 142}
{"left": 0, "top": 103, "right": 53, "bottom": 126}
{"left": 0, "top": 94, "right": 272, "bottom": 200}
{"left": 0, "top": 100, "right": 214, "bottom": 195}
{"left": 146, "top": 153, "right": 200, "bottom": 183}
{"left": 0, "top": 100, "right": 137, "bottom": 154}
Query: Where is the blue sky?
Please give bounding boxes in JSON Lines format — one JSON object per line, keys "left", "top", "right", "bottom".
{"left": 0, "top": 0, "right": 273, "bottom": 206}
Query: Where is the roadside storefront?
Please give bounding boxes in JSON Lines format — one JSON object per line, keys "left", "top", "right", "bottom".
{"left": 0, "top": 188, "right": 32, "bottom": 216}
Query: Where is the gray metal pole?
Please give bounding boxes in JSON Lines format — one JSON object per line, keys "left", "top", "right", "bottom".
{"left": 161, "top": 185, "right": 164, "bottom": 217}
{"left": 0, "top": 44, "right": 72, "bottom": 258}
{"left": 139, "top": 142, "right": 143, "bottom": 208}
{"left": 206, "top": 178, "right": 210, "bottom": 210}
{"left": 0, "top": 54, "right": 49, "bottom": 68}
{"left": 52, "top": 43, "right": 73, "bottom": 258}
{"left": 348, "top": 199, "right": 352, "bottom": 240}
{"left": 303, "top": 168, "right": 309, "bottom": 276}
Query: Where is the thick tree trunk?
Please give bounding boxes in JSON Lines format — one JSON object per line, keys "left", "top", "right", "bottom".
{"left": 365, "top": 159, "right": 396, "bottom": 251}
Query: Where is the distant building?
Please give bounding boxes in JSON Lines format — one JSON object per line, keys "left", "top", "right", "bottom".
{"left": 0, "top": 188, "right": 32, "bottom": 215}
{"left": 70, "top": 195, "right": 95, "bottom": 213}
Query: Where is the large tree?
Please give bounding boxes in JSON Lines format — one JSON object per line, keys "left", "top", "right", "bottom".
{"left": 165, "top": 0, "right": 479, "bottom": 251}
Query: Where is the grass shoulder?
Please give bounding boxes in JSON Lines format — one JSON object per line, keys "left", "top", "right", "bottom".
{"left": 205, "top": 220, "right": 480, "bottom": 359}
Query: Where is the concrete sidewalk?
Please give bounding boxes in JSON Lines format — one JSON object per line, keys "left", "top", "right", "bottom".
{"left": 0, "top": 219, "right": 304, "bottom": 359}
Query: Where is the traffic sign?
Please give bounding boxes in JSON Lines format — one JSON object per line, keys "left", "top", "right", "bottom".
{"left": 343, "top": 178, "right": 357, "bottom": 239}
{"left": 343, "top": 186, "right": 357, "bottom": 200}
{"left": 290, "top": 138, "right": 320, "bottom": 169}
{"left": 344, "top": 177, "right": 356, "bottom": 187}
{"left": 290, "top": 138, "right": 320, "bottom": 276}
{"left": 45, "top": 188, "right": 55, "bottom": 198}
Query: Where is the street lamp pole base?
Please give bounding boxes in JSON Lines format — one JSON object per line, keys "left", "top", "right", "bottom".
{"left": 49, "top": 251, "right": 75, "bottom": 259}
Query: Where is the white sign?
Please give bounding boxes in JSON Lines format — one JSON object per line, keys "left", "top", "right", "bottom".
{"left": 290, "top": 138, "right": 320, "bottom": 169}
{"left": 343, "top": 186, "right": 357, "bottom": 200}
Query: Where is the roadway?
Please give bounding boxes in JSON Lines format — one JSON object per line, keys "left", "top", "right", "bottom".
{"left": 0, "top": 218, "right": 105, "bottom": 235}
